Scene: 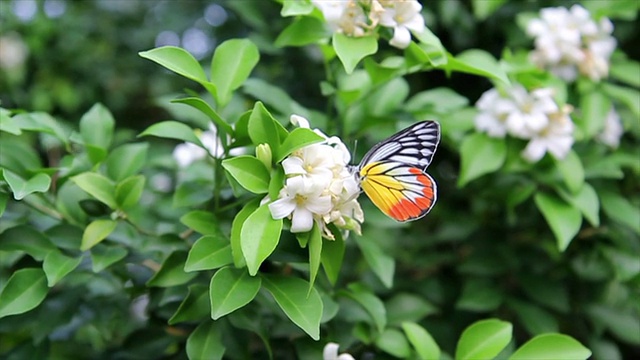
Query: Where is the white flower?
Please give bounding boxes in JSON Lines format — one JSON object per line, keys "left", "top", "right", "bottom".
{"left": 0, "top": 33, "right": 29, "bottom": 70}
{"left": 378, "top": 0, "right": 425, "bottom": 49}
{"left": 596, "top": 107, "right": 623, "bottom": 148}
{"left": 522, "top": 105, "right": 574, "bottom": 162}
{"left": 527, "top": 4, "right": 616, "bottom": 82}
{"left": 312, "top": 0, "right": 368, "bottom": 37}
{"left": 323, "top": 342, "right": 355, "bottom": 360}
{"left": 268, "top": 176, "right": 333, "bottom": 233}
{"left": 475, "top": 86, "right": 559, "bottom": 140}
{"left": 269, "top": 114, "right": 364, "bottom": 238}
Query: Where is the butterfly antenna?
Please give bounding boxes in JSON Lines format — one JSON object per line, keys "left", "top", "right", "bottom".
{"left": 351, "top": 139, "right": 358, "bottom": 164}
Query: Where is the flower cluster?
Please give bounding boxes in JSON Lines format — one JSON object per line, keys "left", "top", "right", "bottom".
{"left": 527, "top": 4, "right": 616, "bottom": 82}
{"left": 475, "top": 85, "right": 575, "bottom": 163}
{"left": 323, "top": 342, "right": 355, "bottom": 360}
{"left": 268, "top": 115, "right": 364, "bottom": 239}
{"left": 312, "top": 0, "right": 426, "bottom": 49}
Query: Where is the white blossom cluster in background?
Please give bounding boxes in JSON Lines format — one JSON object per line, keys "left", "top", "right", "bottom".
{"left": 173, "top": 124, "right": 244, "bottom": 167}
{"left": 596, "top": 107, "right": 623, "bottom": 149}
{"left": 0, "top": 32, "right": 29, "bottom": 70}
{"left": 323, "top": 342, "right": 355, "bottom": 360}
{"left": 475, "top": 85, "right": 575, "bottom": 163}
{"left": 311, "top": 0, "right": 426, "bottom": 49}
{"left": 527, "top": 4, "right": 616, "bottom": 82}
{"left": 268, "top": 115, "right": 364, "bottom": 239}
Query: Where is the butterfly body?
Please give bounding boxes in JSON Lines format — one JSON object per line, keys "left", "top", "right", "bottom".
{"left": 356, "top": 121, "right": 440, "bottom": 222}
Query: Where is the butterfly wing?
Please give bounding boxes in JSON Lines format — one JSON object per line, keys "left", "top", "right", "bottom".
{"left": 359, "top": 121, "right": 440, "bottom": 222}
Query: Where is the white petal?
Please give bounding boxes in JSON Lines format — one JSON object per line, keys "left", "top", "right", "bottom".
{"left": 522, "top": 138, "right": 547, "bottom": 163}
{"left": 290, "top": 208, "right": 314, "bottom": 233}
{"left": 323, "top": 343, "right": 340, "bottom": 360}
{"left": 268, "top": 198, "right": 296, "bottom": 219}
{"left": 305, "top": 194, "right": 333, "bottom": 215}
{"left": 337, "top": 354, "right": 355, "bottom": 360}
{"left": 290, "top": 114, "right": 310, "bottom": 128}
{"left": 389, "top": 26, "right": 412, "bottom": 49}
{"left": 282, "top": 156, "right": 306, "bottom": 175}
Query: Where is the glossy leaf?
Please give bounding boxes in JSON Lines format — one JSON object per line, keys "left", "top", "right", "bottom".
{"left": 79, "top": 103, "right": 115, "bottom": 153}
{"left": 230, "top": 199, "right": 260, "bottom": 267}
{"left": 209, "top": 267, "right": 261, "bottom": 320}
{"left": 375, "top": 328, "right": 411, "bottom": 358}
{"left": 276, "top": 128, "right": 324, "bottom": 162}
{"left": 320, "top": 230, "right": 346, "bottom": 285}
{"left": 557, "top": 183, "right": 599, "bottom": 227}
{"left": 402, "top": 322, "right": 441, "bottom": 360}
{"left": 185, "top": 235, "right": 233, "bottom": 272}
{"left": 343, "top": 283, "right": 387, "bottom": 334}
{"left": 386, "top": 293, "right": 438, "bottom": 326}
{"left": 455, "top": 318, "right": 513, "bottom": 360}
{"left": 353, "top": 235, "right": 395, "bottom": 288}
{"left": 221, "top": 156, "right": 270, "bottom": 194}
{"left": 240, "top": 204, "right": 283, "bottom": 276}
{"left": 81, "top": 219, "right": 117, "bottom": 251}
{"left": 210, "top": 39, "right": 259, "bottom": 107}
{"left": 169, "top": 284, "right": 210, "bottom": 325}
{"left": 42, "top": 251, "right": 83, "bottom": 286}
{"left": 90, "top": 244, "right": 128, "bottom": 272}
{"left": 105, "top": 143, "right": 149, "bottom": 181}
{"left": 441, "top": 49, "right": 510, "bottom": 86}
{"left": 578, "top": 90, "right": 610, "bottom": 138}
{"left": 180, "top": 210, "right": 221, "bottom": 236}
{"left": 534, "top": 192, "right": 582, "bottom": 251}
{"left": 3, "top": 169, "right": 51, "bottom": 200}
{"left": 509, "top": 334, "right": 591, "bottom": 360}
{"left": 171, "top": 97, "right": 233, "bottom": 135}
{"left": 0, "top": 225, "right": 56, "bottom": 260}
{"left": 275, "top": 16, "right": 328, "bottom": 47}
{"left": 280, "top": 0, "right": 315, "bottom": 16}
{"left": 262, "top": 275, "right": 323, "bottom": 340}
{"left": 307, "top": 224, "right": 322, "bottom": 294}
{"left": 186, "top": 321, "right": 225, "bottom": 360}
{"left": 71, "top": 172, "right": 117, "bottom": 209}
{"left": 458, "top": 133, "right": 506, "bottom": 187}
{"left": 138, "top": 121, "right": 204, "bottom": 147}
{"left": 146, "top": 251, "right": 197, "bottom": 287}
{"left": 554, "top": 150, "right": 584, "bottom": 194}
{"left": 333, "top": 33, "right": 378, "bottom": 74}
{"left": 248, "top": 101, "right": 282, "bottom": 153}
{"left": 0, "top": 268, "right": 48, "bottom": 319}
{"left": 115, "top": 175, "right": 145, "bottom": 209}
{"left": 139, "top": 46, "right": 214, "bottom": 95}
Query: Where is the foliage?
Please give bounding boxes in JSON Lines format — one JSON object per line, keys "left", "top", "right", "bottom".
{"left": 1, "top": 1, "right": 639, "bottom": 359}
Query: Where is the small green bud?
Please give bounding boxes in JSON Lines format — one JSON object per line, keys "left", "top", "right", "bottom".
{"left": 256, "top": 143, "right": 272, "bottom": 169}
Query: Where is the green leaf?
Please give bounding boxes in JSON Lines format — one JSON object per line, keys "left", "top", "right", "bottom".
{"left": 71, "top": 172, "right": 117, "bottom": 209}
{"left": 138, "top": 121, "right": 204, "bottom": 148}
{"left": 386, "top": 293, "right": 438, "bottom": 326}
{"left": 115, "top": 175, "right": 145, "bottom": 209}
{"left": 458, "top": 133, "right": 506, "bottom": 187}
{"left": 307, "top": 224, "right": 322, "bottom": 294}
{"left": 601, "top": 83, "right": 640, "bottom": 118}
{"left": 139, "top": 46, "right": 216, "bottom": 94}
{"left": 557, "top": 183, "right": 599, "bottom": 227}
{"left": 456, "top": 279, "right": 503, "bottom": 312}
{"left": 169, "top": 284, "right": 210, "bottom": 324}
{"left": 13, "top": 112, "right": 69, "bottom": 146}
{"left": 55, "top": 182, "right": 89, "bottom": 226}
{"left": 105, "top": 143, "right": 149, "bottom": 181}
{"left": 276, "top": 128, "right": 325, "bottom": 162}
{"left": 211, "top": 39, "right": 260, "bottom": 108}
{"left": 243, "top": 78, "right": 312, "bottom": 120}
{"left": 406, "top": 87, "right": 469, "bottom": 114}
{"left": 230, "top": 199, "right": 260, "bottom": 268}
{"left": 366, "top": 77, "right": 410, "bottom": 117}
{"left": 2, "top": 169, "right": 51, "bottom": 200}
{"left": 0, "top": 192, "right": 7, "bottom": 217}
{"left": 221, "top": 156, "right": 270, "bottom": 194}
{"left": 90, "top": 244, "right": 128, "bottom": 272}
{"left": 610, "top": 57, "right": 640, "bottom": 88}
{"left": 455, "top": 319, "right": 513, "bottom": 360}
{"left": 353, "top": 235, "right": 395, "bottom": 288}
{"left": 0, "top": 268, "right": 48, "bottom": 318}
{"left": 185, "top": 235, "right": 233, "bottom": 272}
{"left": 268, "top": 166, "right": 285, "bottom": 201}
{"left": 343, "top": 283, "right": 387, "bottom": 334}
{"left": 0, "top": 225, "right": 56, "bottom": 260}
{"left": 81, "top": 219, "right": 117, "bottom": 251}
{"left": 79, "top": 103, "right": 115, "bottom": 162}
{"left": 600, "top": 190, "right": 640, "bottom": 234}
{"left": 509, "top": 334, "right": 591, "bottom": 360}
{"left": 147, "top": 251, "right": 198, "bottom": 287}
{"left": 275, "top": 16, "right": 329, "bottom": 47}
{"left": 171, "top": 97, "right": 234, "bottom": 135}
{"left": 262, "top": 275, "right": 323, "bottom": 340}
{"left": 472, "top": 0, "right": 507, "bottom": 20}
{"left": 241, "top": 204, "right": 283, "bottom": 275}
{"left": 509, "top": 300, "right": 559, "bottom": 336}
{"left": 578, "top": 90, "right": 611, "bottom": 138}
{"left": 587, "top": 305, "right": 640, "bottom": 345}
{"left": 441, "top": 50, "right": 510, "bottom": 86}
{"left": 402, "top": 322, "right": 441, "bottom": 360}
{"left": 248, "top": 102, "right": 282, "bottom": 153}
{"left": 42, "top": 251, "right": 82, "bottom": 287}
{"left": 601, "top": 246, "right": 640, "bottom": 281}
{"left": 280, "top": 0, "right": 315, "bottom": 16}
{"left": 410, "top": 27, "right": 448, "bottom": 67}
{"left": 320, "top": 230, "right": 346, "bottom": 285}
{"left": 333, "top": 33, "right": 378, "bottom": 74}
{"left": 555, "top": 150, "right": 584, "bottom": 194}
{"left": 180, "top": 210, "right": 221, "bottom": 236}
{"left": 0, "top": 112, "right": 21, "bottom": 135}
{"left": 534, "top": 192, "right": 582, "bottom": 251}
{"left": 186, "top": 321, "right": 225, "bottom": 360}
{"left": 209, "top": 267, "right": 261, "bottom": 320}
{"left": 375, "top": 328, "right": 411, "bottom": 358}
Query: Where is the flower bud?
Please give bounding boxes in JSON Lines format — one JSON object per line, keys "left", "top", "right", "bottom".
{"left": 256, "top": 143, "right": 272, "bottom": 169}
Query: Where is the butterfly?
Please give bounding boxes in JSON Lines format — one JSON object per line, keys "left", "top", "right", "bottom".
{"left": 355, "top": 121, "right": 440, "bottom": 222}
